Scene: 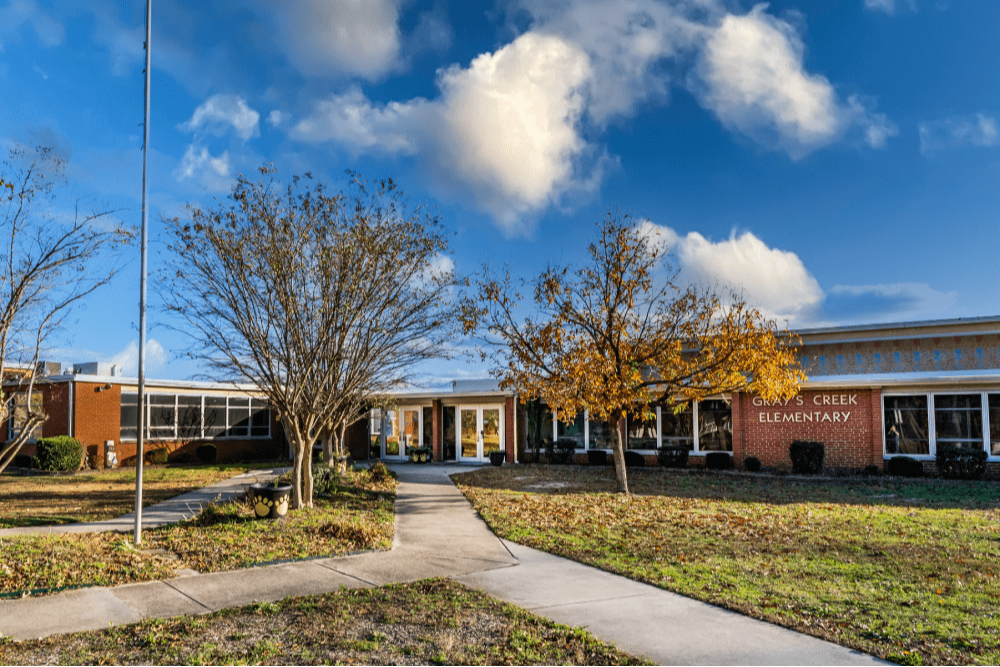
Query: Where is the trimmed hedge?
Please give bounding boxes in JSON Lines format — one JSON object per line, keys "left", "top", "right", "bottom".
{"left": 705, "top": 452, "right": 732, "bottom": 470}
{"left": 146, "top": 448, "right": 168, "bottom": 465}
{"left": 587, "top": 449, "right": 608, "bottom": 466}
{"left": 33, "top": 436, "right": 82, "bottom": 471}
{"left": 886, "top": 456, "right": 923, "bottom": 478}
{"left": 789, "top": 441, "right": 824, "bottom": 475}
{"left": 657, "top": 446, "right": 689, "bottom": 469}
{"left": 623, "top": 450, "right": 646, "bottom": 467}
{"left": 743, "top": 456, "right": 762, "bottom": 473}
{"left": 196, "top": 443, "right": 217, "bottom": 463}
{"left": 936, "top": 443, "right": 988, "bottom": 480}
{"left": 545, "top": 439, "right": 577, "bottom": 464}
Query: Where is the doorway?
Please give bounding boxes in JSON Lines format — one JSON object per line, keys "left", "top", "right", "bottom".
{"left": 457, "top": 405, "right": 503, "bottom": 463}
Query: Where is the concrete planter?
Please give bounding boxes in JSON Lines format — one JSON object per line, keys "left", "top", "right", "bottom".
{"left": 250, "top": 482, "right": 292, "bottom": 519}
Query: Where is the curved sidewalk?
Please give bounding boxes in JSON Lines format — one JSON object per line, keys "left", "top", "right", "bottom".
{"left": 0, "top": 463, "right": 883, "bottom": 665}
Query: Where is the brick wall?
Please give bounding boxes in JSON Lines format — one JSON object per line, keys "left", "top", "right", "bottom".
{"left": 74, "top": 381, "right": 121, "bottom": 467}
{"left": 504, "top": 397, "right": 515, "bottom": 463}
{"left": 739, "top": 389, "right": 876, "bottom": 468}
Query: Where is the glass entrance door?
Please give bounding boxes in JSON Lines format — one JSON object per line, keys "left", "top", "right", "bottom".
{"left": 457, "top": 405, "right": 503, "bottom": 462}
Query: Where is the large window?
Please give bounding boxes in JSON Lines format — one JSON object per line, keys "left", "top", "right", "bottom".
{"left": 882, "top": 392, "right": 1000, "bottom": 458}
{"left": 9, "top": 392, "right": 43, "bottom": 442}
{"left": 534, "top": 399, "right": 729, "bottom": 453}
{"left": 120, "top": 393, "right": 270, "bottom": 441}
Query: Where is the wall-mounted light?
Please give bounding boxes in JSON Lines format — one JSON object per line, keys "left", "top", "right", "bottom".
{"left": 95, "top": 383, "right": 113, "bottom": 392}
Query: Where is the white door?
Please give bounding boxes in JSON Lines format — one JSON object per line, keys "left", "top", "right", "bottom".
{"left": 457, "top": 405, "right": 503, "bottom": 462}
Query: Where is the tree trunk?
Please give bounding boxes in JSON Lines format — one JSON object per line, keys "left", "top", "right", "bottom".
{"left": 611, "top": 409, "right": 629, "bottom": 494}
{"left": 322, "top": 427, "right": 333, "bottom": 466}
{"left": 303, "top": 452, "right": 314, "bottom": 509}
{"left": 335, "top": 419, "right": 348, "bottom": 474}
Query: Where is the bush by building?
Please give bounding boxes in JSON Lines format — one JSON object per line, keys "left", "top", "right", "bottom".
{"left": 196, "top": 444, "right": 217, "bottom": 463}
{"left": 33, "top": 436, "right": 82, "bottom": 471}
{"left": 789, "top": 441, "right": 824, "bottom": 475}
{"left": 545, "top": 439, "right": 577, "bottom": 464}
{"left": 743, "top": 456, "right": 762, "bottom": 473}
{"left": 935, "top": 443, "right": 988, "bottom": 480}
{"left": 705, "top": 452, "right": 732, "bottom": 470}
{"left": 623, "top": 450, "right": 646, "bottom": 467}
{"left": 657, "top": 446, "right": 689, "bottom": 468}
{"left": 886, "top": 456, "right": 923, "bottom": 478}
{"left": 586, "top": 450, "right": 607, "bottom": 466}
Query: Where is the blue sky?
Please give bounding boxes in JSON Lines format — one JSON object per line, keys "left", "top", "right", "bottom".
{"left": 0, "top": 0, "right": 997, "bottom": 386}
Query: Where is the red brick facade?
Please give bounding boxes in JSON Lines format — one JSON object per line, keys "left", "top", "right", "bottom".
{"left": 737, "top": 390, "right": 878, "bottom": 468}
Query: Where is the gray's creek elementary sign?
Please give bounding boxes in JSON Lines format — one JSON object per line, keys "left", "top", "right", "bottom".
{"left": 752, "top": 394, "right": 860, "bottom": 424}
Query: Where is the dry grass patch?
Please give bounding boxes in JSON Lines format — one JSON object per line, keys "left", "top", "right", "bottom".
{"left": 0, "top": 467, "right": 394, "bottom": 597}
{"left": 456, "top": 465, "right": 1000, "bottom": 666}
{"left": 0, "top": 579, "right": 647, "bottom": 665}
{"left": 0, "top": 462, "right": 288, "bottom": 528}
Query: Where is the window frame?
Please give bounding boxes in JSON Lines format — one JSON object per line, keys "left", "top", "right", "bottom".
{"left": 881, "top": 390, "right": 997, "bottom": 460}
{"left": 119, "top": 393, "right": 271, "bottom": 442}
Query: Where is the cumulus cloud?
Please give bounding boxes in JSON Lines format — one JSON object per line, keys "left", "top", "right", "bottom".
{"left": 638, "top": 221, "right": 823, "bottom": 322}
{"left": 174, "top": 144, "right": 232, "bottom": 192}
{"left": 294, "top": 32, "right": 597, "bottom": 235}
{"left": 919, "top": 113, "right": 999, "bottom": 154}
{"left": 179, "top": 94, "right": 260, "bottom": 141}
{"left": 108, "top": 339, "right": 168, "bottom": 377}
{"left": 263, "top": 0, "right": 403, "bottom": 80}
{"left": 0, "top": 0, "right": 64, "bottom": 50}
{"left": 824, "top": 283, "right": 958, "bottom": 323}
{"left": 693, "top": 6, "right": 894, "bottom": 158}
{"left": 267, "top": 110, "right": 286, "bottom": 127}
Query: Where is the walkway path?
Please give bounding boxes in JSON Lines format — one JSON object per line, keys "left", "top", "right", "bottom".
{"left": 0, "top": 468, "right": 285, "bottom": 537}
{"left": 0, "top": 463, "right": 883, "bottom": 665}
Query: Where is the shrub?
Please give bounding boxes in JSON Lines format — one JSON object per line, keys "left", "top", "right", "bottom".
{"left": 12, "top": 454, "right": 33, "bottom": 469}
{"left": 33, "top": 436, "right": 83, "bottom": 471}
{"left": 886, "top": 456, "right": 923, "bottom": 478}
{"left": 936, "top": 443, "right": 988, "bottom": 480}
{"left": 586, "top": 449, "right": 607, "bottom": 466}
{"left": 657, "top": 446, "right": 689, "bottom": 469}
{"left": 369, "top": 460, "right": 391, "bottom": 484}
{"left": 863, "top": 464, "right": 881, "bottom": 477}
{"left": 705, "top": 452, "right": 732, "bottom": 470}
{"left": 145, "top": 448, "right": 168, "bottom": 465}
{"left": 545, "top": 439, "right": 577, "bottom": 464}
{"left": 743, "top": 456, "right": 762, "bottom": 473}
{"left": 789, "top": 441, "right": 824, "bottom": 475}
{"left": 623, "top": 450, "right": 646, "bottom": 467}
{"left": 195, "top": 443, "right": 217, "bottom": 463}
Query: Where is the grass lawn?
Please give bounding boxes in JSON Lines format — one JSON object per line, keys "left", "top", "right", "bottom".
{"left": 455, "top": 465, "right": 1000, "bottom": 666}
{"left": 0, "top": 579, "right": 646, "bottom": 665}
{"left": 0, "top": 467, "right": 395, "bottom": 597}
{"left": 0, "top": 461, "right": 290, "bottom": 528}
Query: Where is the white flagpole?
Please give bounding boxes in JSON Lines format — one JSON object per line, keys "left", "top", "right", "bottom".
{"left": 134, "top": 0, "right": 152, "bottom": 546}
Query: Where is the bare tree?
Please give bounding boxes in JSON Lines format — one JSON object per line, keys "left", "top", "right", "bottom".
{"left": 0, "top": 146, "right": 133, "bottom": 475}
{"left": 162, "top": 167, "right": 458, "bottom": 507}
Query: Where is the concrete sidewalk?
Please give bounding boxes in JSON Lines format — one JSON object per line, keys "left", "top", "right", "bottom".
{"left": 0, "top": 463, "right": 884, "bottom": 665}
{"left": 0, "top": 467, "right": 285, "bottom": 537}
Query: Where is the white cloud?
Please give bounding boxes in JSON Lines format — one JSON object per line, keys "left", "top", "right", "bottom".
{"left": 107, "top": 339, "right": 168, "bottom": 377}
{"left": 294, "top": 32, "right": 597, "bottom": 235}
{"left": 693, "top": 5, "right": 894, "bottom": 158}
{"left": 639, "top": 221, "right": 823, "bottom": 322}
{"left": 179, "top": 94, "right": 260, "bottom": 141}
{"left": 174, "top": 144, "right": 232, "bottom": 192}
{"left": 824, "top": 283, "right": 958, "bottom": 324}
{"left": 919, "top": 113, "right": 999, "bottom": 154}
{"left": 263, "top": 0, "right": 403, "bottom": 80}
{"left": 0, "top": 0, "right": 64, "bottom": 50}
{"left": 864, "top": 0, "right": 917, "bottom": 15}
{"left": 267, "top": 110, "right": 286, "bottom": 127}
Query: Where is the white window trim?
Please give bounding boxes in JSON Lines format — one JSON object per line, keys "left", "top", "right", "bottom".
{"left": 120, "top": 393, "right": 271, "bottom": 442}
{"left": 882, "top": 390, "right": 997, "bottom": 460}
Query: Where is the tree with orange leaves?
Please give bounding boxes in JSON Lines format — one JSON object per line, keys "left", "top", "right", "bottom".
{"left": 461, "top": 212, "right": 804, "bottom": 494}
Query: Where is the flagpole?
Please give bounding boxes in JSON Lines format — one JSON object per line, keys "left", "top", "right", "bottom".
{"left": 134, "top": 0, "right": 152, "bottom": 546}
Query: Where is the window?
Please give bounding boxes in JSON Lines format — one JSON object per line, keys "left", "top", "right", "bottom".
{"left": 883, "top": 395, "right": 931, "bottom": 456}
{"left": 9, "top": 392, "right": 43, "bottom": 442}
{"left": 626, "top": 408, "right": 657, "bottom": 450}
{"left": 442, "top": 406, "right": 456, "bottom": 460}
{"left": 989, "top": 394, "right": 1000, "bottom": 457}
{"left": 698, "top": 400, "right": 733, "bottom": 452}
{"left": 934, "top": 394, "right": 982, "bottom": 449}
{"left": 118, "top": 392, "right": 270, "bottom": 441}
{"left": 660, "top": 404, "right": 694, "bottom": 450}
{"left": 422, "top": 406, "right": 433, "bottom": 450}
{"left": 556, "top": 411, "right": 585, "bottom": 448}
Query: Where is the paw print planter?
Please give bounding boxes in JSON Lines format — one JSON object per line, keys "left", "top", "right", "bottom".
{"left": 250, "top": 482, "right": 293, "bottom": 519}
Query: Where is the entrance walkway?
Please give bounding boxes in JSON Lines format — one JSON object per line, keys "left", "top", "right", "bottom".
{"left": 0, "top": 463, "right": 883, "bottom": 665}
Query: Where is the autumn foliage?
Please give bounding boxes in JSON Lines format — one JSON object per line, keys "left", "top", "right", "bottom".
{"left": 461, "top": 212, "right": 804, "bottom": 493}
